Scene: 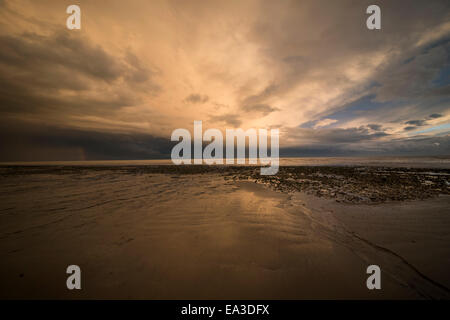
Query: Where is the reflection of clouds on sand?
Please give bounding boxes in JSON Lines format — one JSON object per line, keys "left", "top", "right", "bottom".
{"left": 0, "top": 169, "right": 448, "bottom": 298}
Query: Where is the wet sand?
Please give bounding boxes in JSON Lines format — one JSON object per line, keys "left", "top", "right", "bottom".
{"left": 0, "top": 166, "right": 449, "bottom": 299}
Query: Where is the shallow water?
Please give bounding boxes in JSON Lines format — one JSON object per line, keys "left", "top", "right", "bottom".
{"left": 1, "top": 156, "right": 449, "bottom": 168}
{"left": 0, "top": 169, "right": 448, "bottom": 299}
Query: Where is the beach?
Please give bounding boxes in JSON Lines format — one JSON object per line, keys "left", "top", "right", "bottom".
{"left": 0, "top": 163, "right": 449, "bottom": 299}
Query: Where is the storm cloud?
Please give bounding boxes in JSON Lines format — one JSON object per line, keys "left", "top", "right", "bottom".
{"left": 0, "top": 0, "right": 449, "bottom": 160}
{"left": 0, "top": 23, "right": 160, "bottom": 125}
{"left": 184, "top": 94, "right": 209, "bottom": 104}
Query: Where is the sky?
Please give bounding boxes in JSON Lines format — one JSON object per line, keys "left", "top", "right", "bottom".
{"left": 0, "top": 0, "right": 449, "bottom": 161}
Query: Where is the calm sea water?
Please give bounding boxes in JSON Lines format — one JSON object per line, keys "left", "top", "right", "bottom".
{"left": 1, "top": 157, "right": 449, "bottom": 168}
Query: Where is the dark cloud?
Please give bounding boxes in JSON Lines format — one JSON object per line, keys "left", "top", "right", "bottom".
{"left": 373, "top": 41, "right": 450, "bottom": 102}
{"left": 1, "top": 0, "right": 449, "bottom": 161}
{"left": 209, "top": 114, "right": 242, "bottom": 127}
{"left": 242, "top": 103, "right": 279, "bottom": 116}
{"left": 283, "top": 123, "right": 449, "bottom": 157}
{"left": 239, "top": 84, "right": 278, "bottom": 111}
{"left": 236, "top": 85, "right": 280, "bottom": 118}
{"left": 373, "top": 134, "right": 450, "bottom": 156}
{"left": 0, "top": 120, "right": 173, "bottom": 162}
{"left": 0, "top": 32, "right": 122, "bottom": 81}
{"left": 405, "top": 120, "right": 426, "bottom": 126}
{"left": 311, "top": 127, "right": 389, "bottom": 144}
{"left": 0, "top": 118, "right": 447, "bottom": 161}
{"left": 367, "top": 124, "right": 383, "bottom": 131}
{"left": 402, "top": 113, "right": 445, "bottom": 131}
{"left": 286, "top": 126, "right": 389, "bottom": 145}
{"left": 280, "top": 134, "right": 450, "bottom": 157}
{"left": 184, "top": 94, "right": 209, "bottom": 104}
{"left": 0, "top": 30, "right": 159, "bottom": 117}
{"left": 240, "top": 0, "right": 450, "bottom": 130}
{"left": 246, "top": 0, "right": 450, "bottom": 104}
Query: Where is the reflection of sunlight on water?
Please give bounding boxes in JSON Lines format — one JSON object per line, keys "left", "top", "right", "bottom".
{"left": 1, "top": 167, "right": 426, "bottom": 299}
{"left": 234, "top": 183, "right": 284, "bottom": 217}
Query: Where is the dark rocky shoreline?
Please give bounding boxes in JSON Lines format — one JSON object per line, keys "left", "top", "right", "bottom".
{"left": 1, "top": 165, "right": 449, "bottom": 204}
{"left": 239, "top": 166, "right": 450, "bottom": 204}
